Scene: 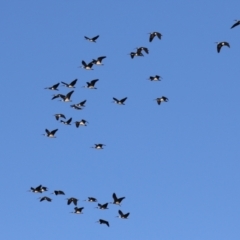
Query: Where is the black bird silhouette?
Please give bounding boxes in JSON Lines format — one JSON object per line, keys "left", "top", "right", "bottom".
{"left": 70, "top": 104, "right": 82, "bottom": 110}
{"left": 61, "top": 79, "right": 77, "bottom": 88}
{"left": 230, "top": 20, "right": 240, "bottom": 29}
{"left": 155, "top": 96, "right": 169, "bottom": 105}
{"left": 85, "top": 197, "right": 97, "bottom": 202}
{"left": 92, "top": 144, "right": 105, "bottom": 149}
{"left": 44, "top": 129, "right": 58, "bottom": 138}
{"left": 148, "top": 75, "right": 162, "bottom": 81}
{"left": 129, "top": 51, "right": 144, "bottom": 59}
{"left": 66, "top": 197, "right": 78, "bottom": 206}
{"left": 96, "top": 203, "right": 109, "bottom": 210}
{"left": 84, "top": 35, "right": 99, "bottom": 42}
{"left": 60, "top": 90, "right": 74, "bottom": 102}
{"left": 52, "top": 94, "right": 65, "bottom": 100}
{"left": 216, "top": 42, "right": 230, "bottom": 53}
{"left": 54, "top": 114, "right": 66, "bottom": 121}
{"left": 52, "top": 190, "right": 65, "bottom": 195}
{"left": 84, "top": 79, "right": 99, "bottom": 89}
{"left": 75, "top": 119, "right": 88, "bottom": 128}
{"left": 75, "top": 100, "right": 87, "bottom": 107}
{"left": 71, "top": 207, "right": 84, "bottom": 214}
{"left": 117, "top": 210, "right": 130, "bottom": 219}
{"left": 60, "top": 117, "right": 72, "bottom": 125}
{"left": 39, "top": 196, "right": 52, "bottom": 202}
{"left": 136, "top": 47, "right": 149, "bottom": 55}
{"left": 96, "top": 219, "right": 109, "bottom": 227}
{"left": 111, "top": 193, "right": 125, "bottom": 206}
{"left": 149, "top": 32, "right": 162, "bottom": 42}
{"left": 113, "top": 97, "right": 127, "bottom": 105}
{"left": 81, "top": 60, "right": 94, "bottom": 70}
{"left": 45, "top": 83, "right": 60, "bottom": 91}
{"left": 92, "top": 56, "right": 106, "bottom": 65}
{"left": 29, "top": 185, "right": 43, "bottom": 193}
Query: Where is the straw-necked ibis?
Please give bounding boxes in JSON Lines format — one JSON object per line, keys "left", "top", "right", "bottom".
{"left": 75, "top": 119, "right": 88, "bottom": 128}
{"left": 113, "top": 97, "right": 127, "bottom": 105}
{"left": 45, "top": 83, "right": 60, "bottom": 91}
{"left": 92, "top": 144, "right": 105, "bottom": 149}
{"left": 44, "top": 129, "right": 58, "bottom": 138}
{"left": 84, "top": 79, "right": 99, "bottom": 89}
{"left": 155, "top": 96, "right": 168, "bottom": 105}
{"left": 39, "top": 196, "right": 52, "bottom": 202}
{"left": 216, "top": 42, "right": 230, "bottom": 53}
{"left": 149, "top": 32, "right": 162, "bottom": 42}
{"left": 231, "top": 20, "right": 240, "bottom": 29}
{"left": 61, "top": 79, "right": 77, "bottom": 88}
{"left": 84, "top": 35, "right": 99, "bottom": 42}
{"left": 66, "top": 197, "right": 78, "bottom": 206}
{"left": 117, "top": 210, "right": 130, "bottom": 219}
{"left": 85, "top": 197, "right": 97, "bottom": 202}
{"left": 111, "top": 193, "right": 125, "bottom": 206}
{"left": 54, "top": 114, "right": 66, "bottom": 121}
{"left": 52, "top": 190, "right": 65, "bottom": 195}
{"left": 92, "top": 56, "right": 106, "bottom": 65}
{"left": 148, "top": 75, "right": 162, "bottom": 81}
{"left": 96, "top": 203, "right": 109, "bottom": 210}
{"left": 81, "top": 61, "right": 94, "bottom": 70}
{"left": 60, "top": 117, "right": 72, "bottom": 125}
{"left": 71, "top": 207, "right": 84, "bottom": 214}
{"left": 96, "top": 219, "right": 109, "bottom": 227}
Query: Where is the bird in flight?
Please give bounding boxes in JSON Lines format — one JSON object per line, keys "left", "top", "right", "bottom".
{"left": 96, "top": 219, "right": 109, "bottom": 227}
{"left": 155, "top": 96, "right": 169, "bottom": 105}
{"left": 43, "top": 129, "right": 58, "bottom": 138}
{"left": 61, "top": 79, "right": 78, "bottom": 88}
{"left": 149, "top": 31, "right": 162, "bottom": 42}
{"left": 216, "top": 42, "right": 230, "bottom": 53}
{"left": 113, "top": 97, "right": 128, "bottom": 105}
{"left": 84, "top": 35, "right": 99, "bottom": 42}
{"left": 92, "top": 56, "right": 106, "bottom": 65}
{"left": 45, "top": 83, "right": 60, "bottom": 91}
{"left": 117, "top": 210, "right": 130, "bottom": 219}
{"left": 230, "top": 20, "right": 240, "bottom": 29}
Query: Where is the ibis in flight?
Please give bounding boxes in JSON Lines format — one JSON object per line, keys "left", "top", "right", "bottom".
{"left": 85, "top": 197, "right": 97, "bottom": 202}
{"left": 155, "top": 96, "right": 169, "bottom": 105}
{"left": 39, "top": 196, "right": 52, "bottom": 202}
{"left": 149, "top": 32, "right": 162, "bottom": 42}
{"left": 52, "top": 190, "right": 65, "bottom": 195}
{"left": 44, "top": 129, "right": 58, "bottom": 138}
{"left": 60, "top": 117, "right": 72, "bottom": 125}
{"left": 136, "top": 47, "right": 149, "bottom": 55}
{"left": 113, "top": 97, "right": 127, "bottom": 105}
{"left": 71, "top": 207, "right": 84, "bottom": 214}
{"left": 75, "top": 119, "right": 88, "bottom": 128}
{"left": 96, "top": 219, "right": 109, "bottom": 227}
{"left": 81, "top": 60, "right": 94, "bottom": 70}
{"left": 96, "top": 203, "right": 109, "bottom": 210}
{"left": 148, "top": 75, "right": 162, "bottom": 81}
{"left": 29, "top": 185, "right": 44, "bottom": 193}
{"left": 92, "top": 144, "right": 105, "bottom": 149}
{"left": 92, "top": 56, "right": 106, "bottom": 65}
{"left": 66, "top": 197, "right": 78, "bottom": 206}
{"left": 45, "top": 83, "right": 60, "bottom": 91}
{"left": 70, "top": 104, "right": 82, "bottom": 110}
{"left": 111, "top": 193, "right": 125, "bottom": 206}
{"left": 84, "top": 35, "right": 99, "bottom": 42}
{"left": 54, "top": 114, "right": 66, "bottom": 121}
{"left": 84, "top": 79, "right": 99, "bottom": 89}
{"left": 216, "top": 42, "right": 230, "bottom": 53}
{"left": 117, "top": 210, "right": 130, "bottom": 219}
{"left": 61, "top": 79, "right": 78, "bottom": 88}
{"left": 75, "top": 100, "right": 87, "bottom": 107}
{"left": 230, "top": 20, "right": 240, "bottom": 29}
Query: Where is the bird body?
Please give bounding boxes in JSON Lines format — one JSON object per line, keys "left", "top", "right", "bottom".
{"left": 112, "top": 193, "right": 125, "bottom": 206}
{"left": 92, "top": 144, "right": 105, "bottom": 149}
{"left": 156, "top": 96, "right": 169, "bottom": 105}
{"left": 96, "top": 203, "right": 108, "bottom": 209}
{"left": 117, "top": 210, "right": 130, "bottom": 219}
{"left": 39, "top": 196, "right": 52, "bottom": 202}
{"left": 67, "top": 197, "right": 78, "bottom": 206}
{"left": 60, "top": 117, "right": 72, "bottom": 125}
{"left": 92, "top": 56, "right": 106, "bottom": 65}
{"left": 231, "top": 20, "right": 240, "bottom": 29}
{"left": 149, "top": 32, "right": 162, "bottom": 42}
{"left": 45, "top": 83, "right": 60, "bottom": 91}
{"left": 81, "top": 60, "right": 94, "bottom": 70}
{"left": 75, "top": 119, "right": 88, "bottom": 128}
{"left": 52, "top": 190, "right": 65, "bottom": 195}
{"left": 44, "top": 129, "right": 58, "bottom": 138}
{"left": 85, "top": 197, "right": 97, "bottom": 202}
{"left": 113, "top": 97, "right": 127, "bottom": 105}
{"left": 216, "top": 42, "right": 230, "bottom": 53}
{"left": 84, "top": 79, "right": 99, "bottom": 89}
{"left": 149, "top": 75, "right": 161, "bottom": 81}
{"left": 54, "top": 114, "right": 66, "bottom": 121}
{"left": 61, "top": 79, "right": 77, "bottom": 88}
{"left": 84, "top": 35, "right": 99, "bottom": 42}
{"left": 72, "top": 207, "right": 84, "bottom": 214}
{"left": 97, "top": 219, "right": 109, "bottom": 227}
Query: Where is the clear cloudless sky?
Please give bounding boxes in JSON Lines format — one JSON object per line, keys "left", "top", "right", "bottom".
{"left": 0, "top": 0, "right": 240, "bottom": 239}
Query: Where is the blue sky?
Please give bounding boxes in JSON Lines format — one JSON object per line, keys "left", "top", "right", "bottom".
{"left": 0, "top": 0, "right": 240, "bottom": 239}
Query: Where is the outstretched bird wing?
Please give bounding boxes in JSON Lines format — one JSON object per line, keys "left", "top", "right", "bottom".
{"left": 92, "top": 35, "right": 99, "bottom": 41}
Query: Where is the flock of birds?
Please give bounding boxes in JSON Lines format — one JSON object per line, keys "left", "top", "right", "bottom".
{"left": 42, "top": 30, "right": 169, "bottom": 140}
{"left": 31, "top": 20, "right": 239, "bottom": 228}
{"left": 29, "top": 184, "right": 128, "bottom": 227}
